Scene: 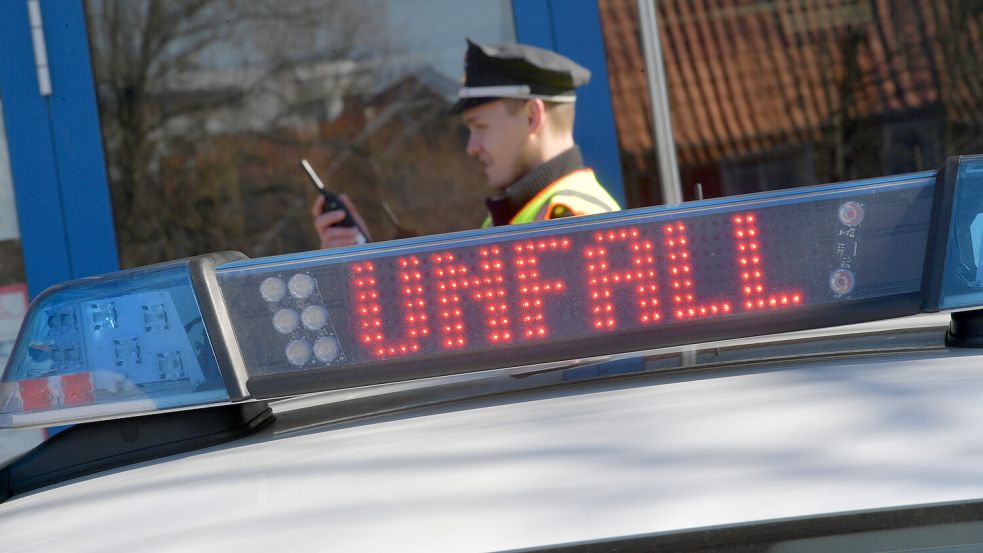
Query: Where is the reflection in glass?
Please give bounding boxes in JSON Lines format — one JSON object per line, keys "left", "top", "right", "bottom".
{"left": 599, "top": 0, "right": 983, "bottom": 205}
{"left": 0, "top": 94, "right": 38, "bottom": 462}
{"left": 0, "top": 95, "right": 25, "bottom": 290}
{"left": 0, "top": 93, "right": 29, "bottom": 374}
{"left": 85, "top": 0, "right": 515, "bottom": 268}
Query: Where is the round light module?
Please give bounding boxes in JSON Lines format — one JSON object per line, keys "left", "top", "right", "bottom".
{"left": 259, "top": 277, "right": 287, "bottom": 303}
{"left": 272, "top": 308, "right": 301, "bottom": 334}
{"left": 829, "top": 268, "right": 856, "bottom": 295}
{"left": 302, "top": 305, "right": 329, "bottom": 331}
{"left": 285, "top": 339, "right": 312, "bottom": 367}
{"left": 288, "top": 273, "right": 317, "bottom": 299}
{"left": 838, "top": 201, "right": 864, "bottom": 227}
{"left": 313, "top": 336, "right": 341, "bottom": 364}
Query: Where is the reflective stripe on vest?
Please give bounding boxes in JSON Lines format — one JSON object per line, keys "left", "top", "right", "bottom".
{"left": 482, "top": 169, "right": 620, "bottom": 228}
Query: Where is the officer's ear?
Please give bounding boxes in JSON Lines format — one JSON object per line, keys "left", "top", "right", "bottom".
{"left": 525, "top": 99, "right": 547, "bottom": 134}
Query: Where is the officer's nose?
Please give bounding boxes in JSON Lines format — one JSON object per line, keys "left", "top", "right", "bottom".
{"left": 466, "top": 132, "right": 481, "bottom": 157}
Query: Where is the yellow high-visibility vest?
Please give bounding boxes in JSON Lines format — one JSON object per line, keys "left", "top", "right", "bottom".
{"left": 483, "top": 168, "right": 620, "bottom": 228}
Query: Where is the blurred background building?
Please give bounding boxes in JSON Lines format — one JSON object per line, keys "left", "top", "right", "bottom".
{"left": 602, "top": 0, "right": 983, "bottom": 206}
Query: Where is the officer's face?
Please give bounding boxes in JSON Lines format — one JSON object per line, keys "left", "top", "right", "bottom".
{"left": 463, "top": 100, "right": 536, "bottom": 190}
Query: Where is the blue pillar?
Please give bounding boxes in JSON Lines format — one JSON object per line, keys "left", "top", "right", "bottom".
{"left": 43, "top": 1, "right": 119, "bottom": 282}
{"left": 0, "top": 0, "right": 118, "bottom": 298}
{"left": 513, "top": 0, "right": 625, "bottom": 207}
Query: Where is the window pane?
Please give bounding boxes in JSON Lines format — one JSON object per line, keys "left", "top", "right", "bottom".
{"left": 600, "top": 0, "right": 983, "bottom": 203}
{"left": 0, "top": 94, "right": 43, "bottom": 463}
{"left": 0, "top": 95, "right": 27, "bottom": 367}
{"left": 84, "top": 0, "right": 515, "bottom": 268}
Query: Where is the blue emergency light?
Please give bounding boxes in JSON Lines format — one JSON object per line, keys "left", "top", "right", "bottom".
{"left": 2, "top": 155, "right": 983, "bottom": 428}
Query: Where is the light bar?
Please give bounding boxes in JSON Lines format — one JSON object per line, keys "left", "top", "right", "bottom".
{"left": 215, "top": 162, "right": 960, "bottom": 398}
{"left": 0, "top": 254, "right": 241, "bottom": 428}
{"left": 5, "top": 156, "right": 983, "bottom": 428}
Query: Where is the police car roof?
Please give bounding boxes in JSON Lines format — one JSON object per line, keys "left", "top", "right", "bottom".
{"left": 1, "top": 315, "right": 981, "bottom": 552}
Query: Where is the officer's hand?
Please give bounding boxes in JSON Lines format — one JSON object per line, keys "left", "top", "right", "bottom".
{"left": 312, "top": 194, "right": 371, "bottom": 249}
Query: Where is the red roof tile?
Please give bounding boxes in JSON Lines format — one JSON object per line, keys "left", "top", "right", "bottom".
{"left": 599, "top": 0, "right": 982, "bottom": 171}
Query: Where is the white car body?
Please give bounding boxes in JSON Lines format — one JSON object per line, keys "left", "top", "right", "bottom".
{"left": 3, "top": 315, "right": 982, "bottom": 552}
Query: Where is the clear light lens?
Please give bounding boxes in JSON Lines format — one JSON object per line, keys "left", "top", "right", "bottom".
{"left": 113, "top": 337, "right": 142, "bottom": 366}
{"left": 259, "top": 277, "right": 287, "bottom": 303}
{"left": 301, "top": 305, "right": 329, "bottom": 331}
{"left": 47, "top": 308, "right": 77, "bottom": 333}
{"left": 50, "top": 347, "right": 66, "bottom": 363}
{"left": 142, "top": 303, "right": 170, "bottom": 331}
{"left": 1, "top": 261, "right": 228, "bottom": 429}
{"left": 288, "top": 273, "right": 317, "bottom": 299}
{"left": 285, "top": 339, "right": 312, "bottom": 367}
{"left": 89, "top": 303, "right": 118, "bottom": 330}
{"left": 272, "top": 308, "right": 300, "bottom": 334}
{"left": 313, "top": 336, "right": 341, "bottom": 363}
{"left": 156, "top": 351, "right": 185, "bottom": 379}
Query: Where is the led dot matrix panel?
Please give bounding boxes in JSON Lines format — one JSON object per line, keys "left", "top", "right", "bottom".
{"left": 217, "top": 176, "right": 933, "bottom": 397}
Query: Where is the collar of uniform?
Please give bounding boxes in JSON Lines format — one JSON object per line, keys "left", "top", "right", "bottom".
{"left": 485, "top": 146, "right": 584, "bottom": 226}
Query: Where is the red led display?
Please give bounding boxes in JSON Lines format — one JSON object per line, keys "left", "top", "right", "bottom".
{"left": 477, "top": 246, "right": 512, "bottom": 344}
{"left": 226, "top": 176, "right": 939, "bottom": 398}
{"left": 351, "top": 258, "right": 430, "bottom": 357}
{"left": 663, "top": 222, "right": 730, "bottom": 319}
{"left": 515, "top": 238, "right": 570, "bottom": 340}
{"left": 732, "top": 214, "right": 802, "bottom": 310}
{"left": 585, "top": 228, "right": 660, "bottom": 329}
{"left": 344, "top": 212, "right": 805, "bottom": 361}
{"left": 433, "top": 252, "right": 468, "bottom": 349}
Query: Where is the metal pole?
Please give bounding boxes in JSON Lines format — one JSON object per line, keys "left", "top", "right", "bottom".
{"left": 637, "top": 0, "right": 683, "bottom": 205}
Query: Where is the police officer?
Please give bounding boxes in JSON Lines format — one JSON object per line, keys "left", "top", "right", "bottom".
{"left": 312, "top": 39, "right": 620, "bottom": 248}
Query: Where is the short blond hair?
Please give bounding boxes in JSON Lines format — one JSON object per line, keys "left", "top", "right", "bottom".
{"left": 502, "top": 98, "right": 576, "bottom": 134}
